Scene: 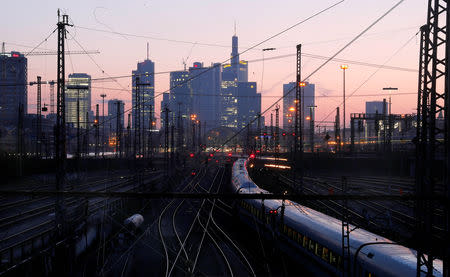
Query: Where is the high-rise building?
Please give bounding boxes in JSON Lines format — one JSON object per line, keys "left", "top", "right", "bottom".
{"left": 132, "top": 58, "right": 155, "bottom": 130}
{"left": 237, "top": 82, "right": 260, "bottom": 129}
{"left": 189, "top": 62, "right": 221, "bottom": 130}
{"left": 220, "top": 34, "right": 251, "bottom": 128}
{"left": 0, "top": 51, "right": 27, "bottom": 126}
{"left": 108, "top": 99, "right": 125, "bottom": 129}
{"left": 365, "top": 100, "right": 388, "bottom": 115}
{"left": 282, "top": 81, "right": 315, "bottom": 130}
{"left": 65, "top": 73, "right": 91, "bottom": 129}
{"left": 170, "top": 70, "right": 190, "bottom": 122}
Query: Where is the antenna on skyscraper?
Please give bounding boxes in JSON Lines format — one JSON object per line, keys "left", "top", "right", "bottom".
{"left": 234, "top": 20, "right": 237, "bottom": 36}
{"left": 146, "top": 42, "right": 149, "bottom": 60}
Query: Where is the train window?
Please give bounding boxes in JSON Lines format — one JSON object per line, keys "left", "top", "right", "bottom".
{"left": 297, "top": 233, "right": 302, "bottom": 243}
{"left": 303, "top": 236, "right": 308, "bottom": 248}
{"left": 322, "top": 247, "right": 329, "bottom": 261}
{"left": 315, "top": 243, "right": 322, "bottom": 257}
{"left": 308, "top": 240, "right": 315, "bottom": 252}
{"left": 330, "top": 252, "right": 338, "bottom": 267}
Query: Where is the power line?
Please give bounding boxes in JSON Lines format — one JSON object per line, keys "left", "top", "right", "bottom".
{"left": 317, "top": 29, "right": 418, "bottom": 125}
{"left": 24, "top": 28, "right": 58, "bottom": 57}
{"left": 213, "top": 0, "right": 405, "bottom": 151}
{"left": 64, "top": 0, "right": 344, "bottom": 143}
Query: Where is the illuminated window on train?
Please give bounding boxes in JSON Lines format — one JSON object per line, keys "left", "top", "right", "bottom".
{"left": 308, "top": 240, "right": 315, "bottom": 252}
{"left": 315, "top": 243, "right": 322, "bottom": 257}
{"left": 322, "top": 247, "right": 329, "bottom": 261}
{"left": 297, "top": 233, "right": 302, "bottom": 243}
{"left": 303, "top": 236, "right": 308, "bottom": 248}
{"left": 330, "top": 252, "right": 338, "bottom": 267}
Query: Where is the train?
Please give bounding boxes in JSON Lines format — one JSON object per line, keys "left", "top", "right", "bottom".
{"left": 231, "top": 158, "right": 443, "bottom": 277}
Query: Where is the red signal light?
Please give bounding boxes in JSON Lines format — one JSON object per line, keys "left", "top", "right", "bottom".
{"left": 263, "top": 133, "right": 267, "bottom": 136}
{"left": 227, "top": 153, "right": 232, "bottom": 157}
{"left": 249, "top": 154, "right": 255, "bottom": 159}
{"left": 282, "top": 133, "right": 286, "bottom": 136}
{"left": 189, "top": 153, "right": 194, "bottom": 158}
{"left": 12, "top": 53, "right": 19, "bottom": 58}
{"left": 256, "top": 150, "right": 260, "bottom": 153}
{"left": 191, "top": 171, "right": 196, "bottom": 176}
{"left": 292, "top": 133, "right": 296, "bottom": 136}
{"left": 209, "top": 153, "right": 214, "bottom": 157}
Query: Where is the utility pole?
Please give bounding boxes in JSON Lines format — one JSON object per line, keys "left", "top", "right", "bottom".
{"left": 275, "top": 105, "right": 280, "bottom": 155}
{"left": 85, "top": 111, "right": 89, "bottom": 157}
{"left": 335, "top": 107, "right": 341, "bottom": 153}
{"left": 148, "top": 106, "right": 153, "bottom": 159}
{"left": 164, "top": 106, "right": 170, "bottom": 175}
{"left": 49, "top": 80, "right": 55, "bottom": 115}
{"left": 95, "top": 104, "right": 99, "bottom": 157}
{"left": 116, "top": 101, "right": 121, "bottom": 157}
{"left": 29, "top": 76, "right": 43, "bottom": 157}
{"left": 341, "top": 176, "right": 351, "bottom": 277}
{"left": 198, "top": 120, "right": 202, "bottom": 152}
{"left": 270, "top": 113, "right": 274, "bottom": 151}
{"left": 257, "top": 113, "right": 261, "bottom": 153}
{"left": 340, "top": 64, "right": 348, "bottom": 150}
{"left": 294, "top": 44, "right": 304, "bottom": 192}
{"left": 55, "top": 9, "right": 72, "bottom": 241}
{"left": 100, "top": 94, "right": 107, "bottom": 157}
{"left": 177, "top": 103, "right": 183, "bottom": 154}
{"left": 17, "top": 104, "right": 24, "bottom": 176}
{"left": 76, "top": 88, "right": 81, "bottom": 159}
{"left": 126, "top": 113, "right": 131, "bottom": 158}
{"left": 308, "top": 105, "right": 317, "bottom": 152}
{"left": 415, "top": 2, "right": 449, "bottom": 272}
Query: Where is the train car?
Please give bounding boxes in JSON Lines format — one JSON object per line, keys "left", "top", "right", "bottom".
{"left": 231, "top": 158, "right": 443, "bottom": 277}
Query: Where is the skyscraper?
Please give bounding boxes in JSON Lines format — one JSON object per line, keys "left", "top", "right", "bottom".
{"left": 189, "top": 62, "right": 221, "bottom": 130}
{"left": 170, "top": 70, "right": 190, "bottom": 122}
{"left": 65, "top": 73, "right": 91, "bottom": 129}
{"left": 0, "top": 51, "right": 27, "bottom": 126}
{"left": 132, "top": 58, "right": 155, "bottom": 130}
{"left": 108, "top": 99, "right": 125, "bottom": 129}
{"left": 220, "top": 33, "right": 251, "bottom": 128}
{"left": 237, "top": 82, "right": 260, "bottom": 129}
{"left": 282, "top": 81, "right": 315, "bottom": 130}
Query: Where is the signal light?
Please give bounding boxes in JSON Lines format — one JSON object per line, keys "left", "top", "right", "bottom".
{"left": 191, "top": 171, "right": 196, "bottom": 176}
{"left": 249, "top": 154, "right": 255, "bottom": 159}
{"left": 209, "top": 153, "right": 214, "bottom": 157}
{"left": 189, "top": 153, "right": 194, "bottom": 158}
{"left": 263, "top": 133, "right": 267, "bottom": 136}
{"left": 282, "top": 133, "right": 286, "bottom": 136}
{"left": 292, "top": 132, "right": 296, "bottom": 136}
{"left": 269, "top": 210, "right": 278, "bottom": 214}
{"left": 227, "top": 153, "right": 232, "bottom": 157}
{"left": 256, "top": 150, "right": 260, "bottom": 153}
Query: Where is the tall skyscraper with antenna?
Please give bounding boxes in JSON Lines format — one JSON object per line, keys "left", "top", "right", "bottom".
{"left": 132, "top": 44, "right": 155, "bottom": 129}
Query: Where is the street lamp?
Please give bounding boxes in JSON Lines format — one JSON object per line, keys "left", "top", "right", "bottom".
{"left": 340, "top": 65, "right": 348, "bottom": 148}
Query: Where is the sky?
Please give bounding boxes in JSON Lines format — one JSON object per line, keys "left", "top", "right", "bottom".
{"left": 1, "top": 0, "right": 427, "bottom": 129}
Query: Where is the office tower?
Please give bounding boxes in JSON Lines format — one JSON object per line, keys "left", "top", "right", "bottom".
{"left": 237, "top": 82, "right": 260, "bottom": 129}
{"left": 170, "top": 70, "right": 190, "bottom": 121}
{"left": 108, "top": 99, "right": 125, "bottom": 128}
{"left": 132, "top": 58, "right": 155, "bottom": 130}
{"left": 220, "top": 33, "right": 250, "bottom": 128}
{"left": 282, "top": 81, "right": 315, "bottom": 130}
{"left": 189, "top": 62, "right": 221, "bottom": 130}
{"left": 160, "top": 92, "right": 170, "bottom": 129}
{"left": 65, "top": 73, "right": 91, "bottom": 129}
{"left": 0, "top": 51, "right": 27, "bottom": 126}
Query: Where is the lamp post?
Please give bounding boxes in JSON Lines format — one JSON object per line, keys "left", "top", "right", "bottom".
{"left": 100, "top": 94, "right": 107, "bottom": 156}
{"left": 340, "top": 65, "right": 348, "bottom": 150}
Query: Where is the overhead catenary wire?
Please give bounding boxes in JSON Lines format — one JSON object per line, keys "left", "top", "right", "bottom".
{"left": 316, "top": 29, "right": 418, "bottom": 125}
{"left": 24, "top": 28, "right": 58, "bottom": 57}
{"left": 213, "top": 0, "right": 406, "bottom": 151}
{"left": 62, "top": 0, "right": 345, "bottom": 143}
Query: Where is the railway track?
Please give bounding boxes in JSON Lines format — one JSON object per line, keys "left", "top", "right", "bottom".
{"left": 0, "top": 170, "right": 163, "bottom": 271}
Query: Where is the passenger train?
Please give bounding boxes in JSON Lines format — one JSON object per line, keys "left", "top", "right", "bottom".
{"left": 231, "top": 158, "right": 443, "bottom": 277}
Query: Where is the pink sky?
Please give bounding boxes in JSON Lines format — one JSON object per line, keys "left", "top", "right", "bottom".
{"left": 1, "top": 0, "right": 427, "bottom": 129}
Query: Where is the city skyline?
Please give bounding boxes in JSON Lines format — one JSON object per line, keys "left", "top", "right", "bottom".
{"left": 1, "top": 0, "right": 426, "bottom": 129}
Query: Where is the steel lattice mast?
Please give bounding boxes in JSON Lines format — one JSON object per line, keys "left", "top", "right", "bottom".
{"left": 415, "top": 0, "right": 449, "bottom": 276}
